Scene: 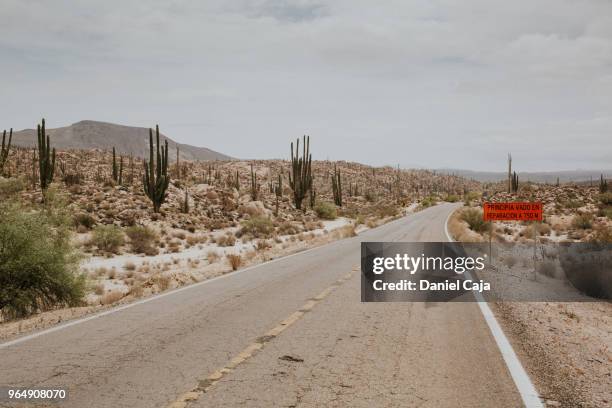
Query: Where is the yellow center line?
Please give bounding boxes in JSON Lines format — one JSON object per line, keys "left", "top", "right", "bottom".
{"left": 167, "top": 266, "right": 359, "bottom": 408}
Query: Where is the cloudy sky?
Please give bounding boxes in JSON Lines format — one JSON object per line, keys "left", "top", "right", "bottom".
{"left": 2, "top": 0, "right": 612, "bottom": 171}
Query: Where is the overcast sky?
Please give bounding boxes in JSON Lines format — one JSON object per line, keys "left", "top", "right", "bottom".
{"left": 2, "top": 0, "right": 612, "bottom": 171}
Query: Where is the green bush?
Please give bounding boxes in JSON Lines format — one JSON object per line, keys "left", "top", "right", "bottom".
{"left": 125, "top": 225, "right": 158, "bottom": 255}
{"left": 444, "top": 194, "right": 460, "bottom": 203}
{"left": 461, "top": 208, "right": 489, "bottom": 233}
{"left": 240, "top": 216, "right": 274, "bottom": 238}
{"left": 92, "top": 224, "right": 125, "bottom": 253}
{"left": 421, "top": 196, "right": 436, "bottom": 208}
{"left": 0, "top": 202, "right": 84, "bottom": 319}
{"left": 73, "top": 213, "right": 96, "bottom": 230}
{"left": 599, "top": 192, "right": 612, "bottom": 206}
{"left": 314, "top": 202, "right": 337, "bottom": 220}
{"left": 0, "top": 177, "right": 25, "bottom": 199}
{"left": 572, "top": 213, "right": 593, "bottom": 230}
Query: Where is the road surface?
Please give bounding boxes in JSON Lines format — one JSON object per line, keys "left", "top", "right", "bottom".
{"left": 0, "top": 203, "right": 525, "bottom": 407}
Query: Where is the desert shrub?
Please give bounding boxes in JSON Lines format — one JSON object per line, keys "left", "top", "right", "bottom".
{"left": 0, "top": 202, "right": 84, "bottom": 319}
{"left": 278, "top": 221, "right": 300, "bottom": 235}
{"left": 589, "top": 226, "right": 612, "bottom": 244}
{"left": 125, "top": 225, "right": 158, "bottom": 255}
{"left": 373, "top": 204, "right": 399, "bottom": 218}
{"left": 444, "top": 194, "right": 460, "bottom": 203}
{"left": 227, "top": 254, "right": 242, "bottom": 270}
{"left": 91, "top": 224, "right": 125, "bottom": 254}
{"left": 598, "top": 192, "right": 612, "bottom": 206}
{"left": 421, "top": 196, "right": 436, "bottom": 208}
{"left": 73, "top": 213, "right": 96, "bottom": 230}
{"left": 240, "top": 216, "right": 274, "bottom": 237}
{"left": 314, "top": 202, "right": 337, "bottom": 220}
{"left": 461, "top": 208, "right": 489, "bottom": 233}
{"left": 572, "top": 213, "right": 593, "bottom": 229}
{"left": 216, "top": 232, "right": 236, "bottom": 247}
{"left": 603, "top": 207, "right": 612, "bottom": 220}
{"left": 0, "top": 177, "right": 25, "bottom": 199}
{"left": 537, "top": 260, "right": 557, "bottom": 278}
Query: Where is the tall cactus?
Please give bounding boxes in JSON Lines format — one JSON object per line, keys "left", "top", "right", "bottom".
{"left": 507, "top": 153, "right": 512, "bottom": 193}
{"left": 600, "top": 174, "right": 609, "bottom": 193}
{"left": 273, "top": 173, "right": 282, "bottom": 216}
{"left": 37, "top": 119, "right": 56, "bottom": 191}
{"left": 331, "top": 164, "right": 342, "bottom": 206}
{"left": 250, "top": 163, "right": 259, "bottom": 200}
{"left": 142, "top": 125, "right": 169, "bottom": 213}
{"left": 511, "top": 171, "right": 519, "bottom": 193}
{"left": 0, "top": 128, "right": 12, "bottom": 174}
{"left": 288, "top": 135, "right": 313, "bottom": 210}
{"left": 112, "top": 147, "right": 123, "bottom": 185}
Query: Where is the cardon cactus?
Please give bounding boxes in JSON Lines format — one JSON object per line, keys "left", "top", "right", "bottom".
{"left": 142, "top": 125, "right": 169, "bottom": 213}
{"left": 37, "top": 118, "right": 56, "bottom": 191}
{"left": 288, "top": 135, "right": 313, "bottom": 210}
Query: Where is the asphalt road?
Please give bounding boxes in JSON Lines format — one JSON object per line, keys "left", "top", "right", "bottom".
{"left": 0, "top": 203, "right": 524, "bottom": 407}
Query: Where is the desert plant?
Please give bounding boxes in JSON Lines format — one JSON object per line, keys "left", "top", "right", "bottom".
{"left": 599, "top": 192, "right": 612, "bottom": 206}
{"left": 0, "top": 202, "right": 84, "bottom": 319}
{"left": 331, "top": 164, "right": 342, "bottom": 206}
{"left": 112, "top": 147, "right": 123, "bottom": 185}
{"left": 572, "top": 213, "right": 593, "bottom": 229}
{"left": 288, "top": 135, "right": 313, "bottom": 210}
{"left": 227, "top": 254, "right": 242, "bottom": 271}
{"left": 314, "top": 201, "right": 337, "bottom": 220}
{"left": 511, "top": 171, "right": 519, "bottom": 193}
{"left": 461, "top": 208, "right": 489, "bottom": 233}
{"left": 37, "top": 118, "right": 56, "bottom": 191}
{"left": 92, "top": 224, "right": 125, "bottom": 254}
{"left": 309, "top": 187, "right": 316, "bottom": 209}
{"left": 0, "top": 177, "right": 25, "bottom": 199}
{"left": 73, "top": 213, "right": 96, "bottom": 230}
{"left": 125, "top": 225, "right": 158, "bottom": 254}
{"left": 250, "top": 163, "right": 259, "bottom": 200}
{"left": 273, "top": 173, "right": 282, "bottom": 216}
{"left": 599, "top": 174, "right": 608, "bottom": 193}
{"left": 0, "top": 128, "right": 12, "bottom": 174}
{"left": 142, "top": 125, "right": 169, "bottom": 213}
{"left": 240, "top": 215, "right": 274, "bottom": 238}
{"left": 181, "top": 190, "right": 190, "bottom": 214}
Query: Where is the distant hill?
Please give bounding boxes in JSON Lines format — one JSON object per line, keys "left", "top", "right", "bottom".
{"left": 437, "top": 169, "right": 612, "bottom": 184}
{"left": 10, "top": 120, "right": 233, "bottom": 161}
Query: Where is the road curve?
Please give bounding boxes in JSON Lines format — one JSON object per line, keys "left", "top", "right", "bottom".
{"left": 0, "top": 203, "right": 524, "bottom": 407}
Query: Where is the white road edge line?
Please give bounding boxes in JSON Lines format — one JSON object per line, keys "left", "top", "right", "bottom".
{"left": 444, "top": 208, "right": 543, "bottom": 408}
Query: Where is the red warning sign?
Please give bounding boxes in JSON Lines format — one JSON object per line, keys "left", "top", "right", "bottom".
{"left": 483, "top": 202, "right": 543, "bottom": 221}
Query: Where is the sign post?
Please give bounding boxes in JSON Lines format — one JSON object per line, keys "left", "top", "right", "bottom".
{"left": 483, "top": 202, "right": 543, "bottom": 280}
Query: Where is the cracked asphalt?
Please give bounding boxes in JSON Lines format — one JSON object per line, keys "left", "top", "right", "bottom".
{"left": 0, "top": 203, "right": 523, "bottom": 407}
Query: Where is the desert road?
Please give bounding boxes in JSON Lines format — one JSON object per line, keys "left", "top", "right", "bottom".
{"left": 1, "top": 203, "right": 531, "bottom": 407}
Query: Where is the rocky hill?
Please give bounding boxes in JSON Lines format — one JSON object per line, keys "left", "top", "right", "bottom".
{"left": 10, "top": 120, "right": 232, "bottom": 161}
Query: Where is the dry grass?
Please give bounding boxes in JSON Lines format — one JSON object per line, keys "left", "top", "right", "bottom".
{"left": 227, "top": 254, "right": 242, "bottom": 270}
{"left": 100, "top": 290, "right": 124, "bottom": 305}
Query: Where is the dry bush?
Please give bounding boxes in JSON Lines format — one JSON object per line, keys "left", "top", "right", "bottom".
{"left": 240, "top": 216, "right": 274, "bottom": 238}
{"left": 460, "top": 208, "right": 489, "bottom": 233}
{"left": 277, "top": 221, "right": 300, "bottom": 235}
{"left": 207, "top": 251, "right": 220, "bottom": 263}
{"left": 572, "top": 213, "right": 593, "bottom": 229}
{"left": 91, "top": 224, "right": 125, "bottom": 254}
{"left": 100, "top": 290, "right": 124, "bottom": 305}
{"left": 172, "top": 231, "right": 186, "bottom": 240}
{"left": 93, "top": 283, "right": 105, "bottom": 295}
{"left": 129, "top": 283, "right": 144, "bottom": 298}
{"left": 314, "top": 201, "right": 337, "bottom": 220}
{"left": 124, "top": 262, "right": 136, "bottom": 271}
{"left": 227, "top": 254, "right": 242, "bottom": 270}
{"left": 107, "top": 268, "right": 116, "bottom": 279}
{"left": 216, "top": 232, "right": 236, "bottom": 247}
{"left": 125, "top": 225, "right": 158, "bottom": 255}
{"left": 152, "top": 274, "right": 171, "bottom": 291}
{"left": 537, "top": 260, "right": 557, "bottom": 278}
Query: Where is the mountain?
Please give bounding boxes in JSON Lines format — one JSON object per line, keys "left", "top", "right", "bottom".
{"left": 437, "top": 169, "right": 612, "bottom": 183}
{"left": 10, "top": 120, "right": 233, "bottom": 161}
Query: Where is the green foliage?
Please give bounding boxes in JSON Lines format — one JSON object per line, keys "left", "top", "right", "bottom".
{"left": 37, "top": 118, "right": 56, "bottom": 191}
{"left": 461, "top": 208, "right": 490, "bottom": 233}
{"left": 92, "top": 224, "right": 125, "bottom": 254}
{"left": 0, "top": 128, "right": 12, "bottom": 174}
{"left": 240, "top": 216, "right": 274, "bottom": 238}
{"left": 599, "top": 192, "right": 612, "bottom": 206}
{"left": 444, "top": 194, "right": 460, "bottom": 203}
{"left": 73, "top": 213, "right": 96, "bottom": 230}
{"left": 125, "top": 225, "right": 158, "bottom": 254}
{"left": 142, "top": 125, "right": 169, "bottom": 213}
{"left": 420, "top": 196, "right": 436, "bottom": 208}
{"left": 288, "top": 135, "right": 313, "bottom": 210}
{"left": 572, "top": 213, "right": 593, "bottom": 230}
{"left": 331, "top": 164, "right": 342, "bottom": 207}
{"left": 599, "top": 174, "right": 608, "bottom": 193}
{"left": 314, "top": 201, "right": 337, "bottom": 220}
{"left": 0, "top": 177, "right": 25, "bottom": 199}
{"left": 0, "top": 201, "right": 84, "bottom": 319}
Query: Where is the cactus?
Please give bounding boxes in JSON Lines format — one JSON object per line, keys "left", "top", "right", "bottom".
{"left": 331, "top": 164, "right": 342, "bottom": 206}
{"left": 112, "top": 147, "right": 123, "bottom": 185}
{"left": 309, "top": 187, "right": 316, "bottom": 209}
{"left": 0, "top": 128, "right": 12, "bottom": 174}
{"left": 507, "top": 153, "right": 512, "bottom": 193}
{"left": 176, "top": 146, "right": 181, "bottom": 180}
{"left": 142, "top": 125, "right": 169, "bottom": 213}
{"left": 250, "top": 163, "right": 259, "bottom": 200}
{"left": 511, "top": 171, "right": 519, "bottom": 193}
{"left": 600, "top": 174, "right": 608, "bottom": 193}
{"left": 288, "top": 135, "right": 313, "bottom": 210}
{"left": 181, "top": 190, "right": 190, "bottom": 213}
{"left": 37, "top": 118, "right": 56, "bottom": 191}
{"left": 273, "top": 173, "right": 282, "bottom": 216}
